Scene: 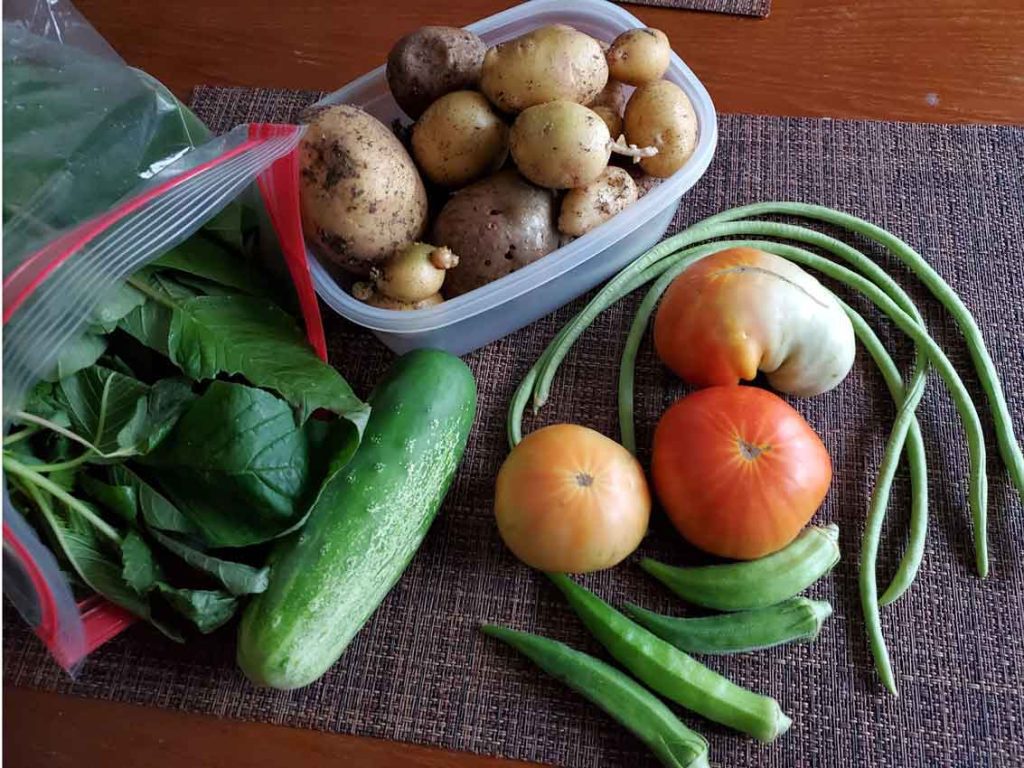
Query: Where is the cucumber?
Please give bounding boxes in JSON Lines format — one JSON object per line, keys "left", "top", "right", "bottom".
{"left": 237, "top": 349, "right": 476, "bottom": 689}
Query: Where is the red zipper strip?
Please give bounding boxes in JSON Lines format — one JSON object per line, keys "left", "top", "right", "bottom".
{"left": 2, "top": 137, "right": 263, "bottom": 324}
{"left": 3, "top": 521, "right": 61, "bottom": 666}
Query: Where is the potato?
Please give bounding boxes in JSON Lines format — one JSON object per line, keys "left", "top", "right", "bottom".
{"left": 558, "top": 167, "right": 638, "bottom": 236}
{"left": 509, "top": 101, "right": 612, "bottom": 189}
{"left": 433, "top": 169, "right": 559, "bottom": 296}
{"left": 352, "top": 283, "right": 444, "bottom": 311}
{"left": 411, "top": 91, "right": 508, "bottom": 187}
{"left": 386, "top": 26, "right": 486, "bottom": 119}
{"left": 371, "top": 243, "right": 459, "bottom": 303}
{"left": 623, "top": 80, "right": 698, "bottom": 178}
{"left": 300, "top": 105, "right": 428, "bottom": 272}
{"left": 588, "top": 76, "right": 627, "bottom": 115}
{"left": 591, "top": 105, "right": 623, "bottom": 141}
{"left": 480, "top": 25, "right": 608, "bottom": 113}
{"left": 606, "top": 28, "right": 671, "bottom": 86}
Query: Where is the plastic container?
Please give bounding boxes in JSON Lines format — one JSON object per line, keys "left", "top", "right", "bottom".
{"left": 308, "top": 0, "right": 718, "bottom": 356}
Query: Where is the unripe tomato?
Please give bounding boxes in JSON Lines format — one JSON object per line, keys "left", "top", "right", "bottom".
{"left": 652, "top": 386, "right": 832, "bottom": 559}
{"left": 494, "top": 424, "right": 650, "bottom": 572}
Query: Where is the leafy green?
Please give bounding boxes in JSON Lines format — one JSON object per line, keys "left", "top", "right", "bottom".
{"left": 141, "top": 381, "right": 316, "bottom": 547}
{"left": 148, "top": 528, "right": 270, "bottom": 596}
{"left": 43, "top": 332, "right": 107, "bottom": 383}
{"left": 167, "top": 295, "right": 369, "bottom": 427}
{"left": 156, "top": 584, "right": 237, "bottom": 633}
{"left": 108, "top": 465, "right": 199, "bottom": 536}
{"left": 89, "top": 283, "right": 147, "bottom": 333}
{"left": 155, "top": 235, "right": 270, "bottom": 296}
{"left": 121, "top": 531, "right": 160, "bottom": 593}
{"left": 79, "top": 475, "right": 138, "bottom": 523}
{"left": 119, "top": 299, "right": 173, "bottom": 356}
{"left": 23, "top": 381, "right": 70, "bottom": 426}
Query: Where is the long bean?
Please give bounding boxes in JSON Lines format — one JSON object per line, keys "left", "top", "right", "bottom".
{"left": 697, "top": 202, "right": 1024, "bottom": 501}
{"left": 841, "top": 304, "right": 929, "bottom": 606}
{"left": 481, "top": 625, "right": 710, "bottom": 768}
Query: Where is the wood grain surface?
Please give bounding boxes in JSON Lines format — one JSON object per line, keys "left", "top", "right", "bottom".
{"left": 68, "top": 0, "right": 1024, "bottom": 124}
{"left": 5, "top": 1, "right": 1023, "bottom": 767}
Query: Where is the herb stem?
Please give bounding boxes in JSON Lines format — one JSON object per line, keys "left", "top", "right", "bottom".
{"left": 3, "top": 426, "right": 40, "bottom": 446}
{"left": 3, "top": 455, "right": 122, "bottom": 544}
{"left": 126, "top": 276, "right": 177, "bottom": 309}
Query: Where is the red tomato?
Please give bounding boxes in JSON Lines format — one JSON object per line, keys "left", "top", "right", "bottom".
{"left": 494, "top": 424, "right": 650, "bottom": 573}
{"left": 652, "top": 386, "right": 832, "bottom": 560}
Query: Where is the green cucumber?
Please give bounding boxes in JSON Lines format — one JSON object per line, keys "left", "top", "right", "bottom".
{"left": 237, "top": 349, "right": 476, "bottom": 689}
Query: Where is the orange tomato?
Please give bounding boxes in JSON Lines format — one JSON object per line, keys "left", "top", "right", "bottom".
{"left": 494, "top": 424, "right": 650, "bottom": 573}
{"left": 652, "top": 386, "right": 832, "bottom": 560}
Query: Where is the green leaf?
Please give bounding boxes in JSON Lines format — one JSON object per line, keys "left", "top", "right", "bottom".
{"left": 119, "top": 300, "right": 172, "bottom": 356}
{"left": 155, "top": 235, "right": 270, "bottom": 296}
{"left": 121, "top": 531, "right": 160, "bottom": 593}
{"left": 43, "top": 333, "right": 108, "bottom": 383}
{"left": 79, "top": 475, "right": 138, "bottom": 523}
{"left": 57, "top": 366, "right": 149, "bottom": 457}
{"left": 167, "top": 295, "right": 369, "bottom": 427}
{"left": 140, "top": 381, "right": 315, "bottom": 547}
{"left": 56, "top": 367, "right": 193, "bottom": 459}
{"left": 23, "top": 381, "right": 71, "bottom": 426}
{"left": 108, "top": 466, "right": 199, "bottom": 536}
{"left": 89, "top": 283, "right": 147, "bottom": 333}
{"left": 156, "top": 583, "right": 237, "bottom": 633}
{"left": 148, "top": 528, "right": 270, "bottom": 596}
{"left": 200, "top": 202, "right": 245, "bottom": 250}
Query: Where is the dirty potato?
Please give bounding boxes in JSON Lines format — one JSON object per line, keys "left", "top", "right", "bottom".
{"left": 411, "top": 91, "right": 509, "bottom": 187}
{"left": 509, "top": 101, "right": 612, "bottom": 189}
{"left": 299, "top": 105, "right": 428, "bottom": 272}
{"left": 432, "top": 169, "right": 559, "bottom": 296}
{"left": 480, "top": 25, "right": 608, "bottom": 113}
{"left": 386, "top": 26, "right": 486, "bottom": 118}
{"left": 558, "top": 167, "right": 638, "bottom": 236}
{"left": 606, "top": 28, "right": 671, "bottom": 86}
{"left": 623, "top": 80, "right": 698, "bottom": 178}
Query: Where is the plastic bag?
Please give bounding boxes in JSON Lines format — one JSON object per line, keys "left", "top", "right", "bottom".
{"left": 2, "top": 0, "right": 311, "bottom": 671}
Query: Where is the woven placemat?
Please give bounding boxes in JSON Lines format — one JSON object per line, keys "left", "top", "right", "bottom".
{"left": 624, "top": 0, "right": 770, "bottom": 17}
{"left": 5, "top": 86, "right": 1024, "bottom": 768}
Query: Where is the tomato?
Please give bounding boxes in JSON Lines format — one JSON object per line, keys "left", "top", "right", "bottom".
{"left": 652, "top": 386, "right": 832, "bottom": 560}
{"left": 494, "top": 424, "right": 650, "bottom": 573}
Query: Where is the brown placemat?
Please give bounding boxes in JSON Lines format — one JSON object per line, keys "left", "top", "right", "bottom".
{"left": 6, "top": 86, "right": 1024, "bottom": 767}
{"left": 624, "top": 0, "right": 770, "bottom": 17}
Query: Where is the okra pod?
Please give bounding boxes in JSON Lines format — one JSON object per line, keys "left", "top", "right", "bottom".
{"left": 481, "top": 625, "right": 710, "bottom": 768}
{"left": 641, "top": 524, "right": 840, "bottom": 612}
{"left": 623, "top": 597, "right": 833, "bottom": 655}
{"left": 548, "top": 573, "right": 791, "bottom": 743}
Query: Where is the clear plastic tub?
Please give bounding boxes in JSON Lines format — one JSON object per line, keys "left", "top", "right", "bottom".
{"left": 308, "top": 0, "right": 718, "bottom": 356}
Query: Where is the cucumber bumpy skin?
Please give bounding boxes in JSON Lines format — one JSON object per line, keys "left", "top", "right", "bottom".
{"left": 237, "top": 349, "right": 477, "bottom": 689}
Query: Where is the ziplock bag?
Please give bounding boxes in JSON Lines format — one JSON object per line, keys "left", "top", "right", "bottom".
{"left": 3, "top": 0, "right": 322, "bottom": 671}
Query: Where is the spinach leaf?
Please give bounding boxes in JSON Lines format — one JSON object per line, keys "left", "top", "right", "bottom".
{"left": 120, "top": 531, "right": 160, "bottom": 593}
{"left": 23, "top": 381, "right": 70, "bottom": 426}
{"left": 141, "top": 381, "right": 315, "bottom": 547}
{"left": 108, "top": 466, "right": 199, "bottom": 536}
{"left": 119, "top": 300, "right": 172, "bottom": 356}
{"left": 148, "top": 528, "right": 270, "bottom": 596}
{"left": 89, "top": 283, "right": 147, "bottom": 333}
{"left": 156, "top": 583, "right": 237, "bottom": 634}
{"left": 155, "top": 235, "right": 270, "bottom": 296}
{"left": 79, "top": 475, "right": 138, "bottom": 523}
{"left": 167, "top": 295, "right": 369, "bottom": 427}
{"left": 42, "top": 332, "right": 107, "bottom": 383}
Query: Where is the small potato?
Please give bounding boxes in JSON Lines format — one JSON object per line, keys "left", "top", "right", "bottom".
{"left": 433, "top": 169, "right": 559, "bottom": 296}
{"left": 588, "top": 76, "right": 627, "bottom": 115}
{"left": 591, "top": 105, "right": 623, "bottom": 141}
{"left": 623, "top": 80, "right": 698, "bottom": 178}
{"left": 411, "top": 91, "right": 508, "bottom": 188}
{"left": 371, "top": 243, "right": 459, "bottom": 303}
{"left": 480, "top": 25, "right": 608, "bottom": 113}
{"left": 352, "top": 283, "right": 444, "bottom": 311}
{"left": 558, "top": 167, "right": 638, "bottom": 236}
{"left": 606, "top": 28, "right": 671, "bottom": 86}
{"left": 386, "top": 27, "right": 486, "bottom": 119}
{"left": 509, "top": 101, "right": 611, "bottom": 189}
{"left": 300, "top": 105, "right": 428, "bottom": 272}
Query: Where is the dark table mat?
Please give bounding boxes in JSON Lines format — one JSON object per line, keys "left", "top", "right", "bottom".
{"left": 623, "top": 0, "right": 770, "bottom": 17}
{"left": 5, "top": 86, "right": 1024, "bottom": 767}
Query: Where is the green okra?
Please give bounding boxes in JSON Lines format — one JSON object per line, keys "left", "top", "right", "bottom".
{"left": 548, "top": 573, "right": 791, "bottom": 743}
{"left": 641, "top": 524, "right": 840, "bottom": 612}
{"left": 481, "top": 625, "right": 709, "bottom": 768}
{"left": 623, "top": 597, "right": 833, "bottom": 655}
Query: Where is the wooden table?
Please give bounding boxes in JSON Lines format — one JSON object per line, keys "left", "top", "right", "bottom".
{"left": 5, "top": 0, "right": 1023, "bottom": 766}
